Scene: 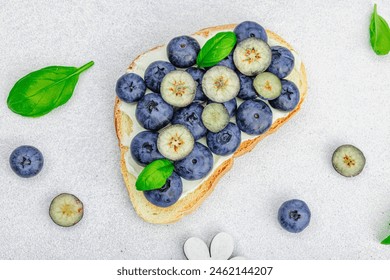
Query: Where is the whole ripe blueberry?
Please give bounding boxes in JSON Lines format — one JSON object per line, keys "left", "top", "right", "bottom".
{"left": 130, "top": 131, "right": 164, "bottom": 166}
{"left": 186, "top": 67, "right": 207, "bottom": 103}
{"left": 10, "top": 145, "right": 44, "bottom": 178}
{"left": 115, "top": 73, "right": 146, "bottom": 103}
{"left": 206, "top": 122, "right": 241, "bottom": 156}
{"left": 144, "top": 172, "right": 183, "bottom": 207}
{"left": 278, "top": 199, "right": 311, "bottom": 233}
{"left": 234, "top": 21, "right": 268, "bottom": 43}
{"left": 237, "top": 73, "right": 257, "bottom": 100}
{"left": 167, "top": 36, "right": 200, "bottom": 68}
{"left": 269, "top": 80, "right": 300, "bottom": 112}
{"left": 144, "top": 61, "right": 175, "bottom": 93}
{"left": 236, "top": 99, "right": 273, "bottom": 135}
{"left": 208, "top": 98, "right": 237, "bottom": 117}
{"left": 216, "top": 52, "right": 236, "bottom": 70}
{"left": 172, "top": 103, "right": 207, "bottom": 140}
{"left": 267, "top": 46, "right": 295, "bottom": 79}
{"left": 136, "top": 93, "right": 174, "bottom": 131}
{"left": 174, "top": 142, "right": 213, "bottom": 180}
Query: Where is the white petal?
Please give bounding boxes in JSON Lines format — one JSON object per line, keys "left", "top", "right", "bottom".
{"left": 230, "top": 256, "right": 247, "bottom": 260}
{"left": 184, "top": 237, "right": 210, "bottom": 260}
{"left": 210, "top": 232, "right": 234, "bottom": 260}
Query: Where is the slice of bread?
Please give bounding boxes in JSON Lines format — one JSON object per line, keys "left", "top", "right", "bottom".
{"left": 114, "top": 24, "right": 308, "bottom": 224}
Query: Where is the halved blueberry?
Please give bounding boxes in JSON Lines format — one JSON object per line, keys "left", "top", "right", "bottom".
{"left": 234, "top": 21, "right": 268, "bottom": 43}
{"left": 172, "top": 103, "right": 207, "bottom": 140}
{"left": 167, "top": 36, "right": 200, "bottom": 68}
{"left": 10, "top": 145, "right": 44, "bottom": 178}
{"left": 208, "top": 98, "right": 237, "bottom": 118}
{"left": 174, "top": 142, "right": 213, "bottom": 180}
{"left": 144, "top": 61, "right": 175, "bottom": 93}
{"left": 115, "top": 73, "right": 146, "bottom": 103}
{"left": 236, "top": 99, "right": 273, "bottom": 135}
{"left": 269, "top": 79, "right": 300, "bottom": 112}
{"left": 130, "top": 131, "right": 164, "bottom": 166}
{"left": 144, "top": 172, "right": 183, "bottom": 207}
{"left": 186, "top": 67, "right": 207, "bottom": 103}
{"left": 206, "top": 122, "right": 241, "bottom": 156}
{"left": 278, "top": 199, "right": 311, "bottom": 233}
{"left": 267, "top": 46, "right": 295, "bottom": 79}
{"left": 136, "top": 93, "right": 174, "bottom": 131}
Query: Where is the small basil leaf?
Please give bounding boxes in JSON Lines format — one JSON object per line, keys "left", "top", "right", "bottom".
{"left": 381, "top": 235, "right": 390, "bottom": 245}
{"left": 370, "top": 4, "right": 390, "bottom": 55}
{"left": 135, "top": 159, "right": 174, "bottom": 191}
{"left": 7, "top": 61, "right": 94, "bottom": 117}
{"left": 196, "top": 31, "right": 237, "bottom": 68}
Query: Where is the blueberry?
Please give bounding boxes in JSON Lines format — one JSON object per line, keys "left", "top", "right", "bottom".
{"left": 186, "top": 67, "right": 207, "bottom": 103}
{"left": 130, "top": 131, "right": 164, "bottom": 166}
{"left": 269, "top": 80, "right": 300, "bottom": 112}
{"left": 237, "top": 73, "right": 257, "bottom": 100}
{"left": 234, "top": 21, "right": 268, "bottom": 43}
{"left": 172, "top": 103, "right": 207, "bottom": 140}
{"left": 267, "top": 46, "right": 295, "bottom": 79}
{"left": 10, "top": 145, "right": 44, "bottom": 178}
{"left": 115, "top": 73, "right": 146, "bottom": 103}
{"left": 167, "top": 36, "right": 200, "bottom": 68}
{"left": 208, "top": 98, "right": 237, "bottom": 117}
{"left": 278, "top": 199, "right": 311, "bottom": 233}
{"left": 136, "top": 93, "right": 174, "bottom": 131}
{"left": 236, "top": 99, "right": 273, "bottom": 135}
{"left": 216, "top": 52, "right": 236, "bottom": 70}
{"left": 174, "top": 143, "right": 213, "bottom": 180}
{"left": 144, "top": 61, "right": 175, "bottom": 93}
{"left": 144, "top": 172, "right": 183, "bottom": 207}
{"left": 206, "top": 122, "right": 241, "bottom": 156}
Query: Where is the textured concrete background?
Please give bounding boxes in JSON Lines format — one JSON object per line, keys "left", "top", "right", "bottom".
{"left": 1, "top": 0, "right": 390, "bottom": 259}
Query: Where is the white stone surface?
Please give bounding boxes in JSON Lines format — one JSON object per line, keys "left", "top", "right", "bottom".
{"left": 1, "top": 0, "right": 390, "bottom": 259}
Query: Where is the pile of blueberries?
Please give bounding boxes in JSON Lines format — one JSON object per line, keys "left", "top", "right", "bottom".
{"left": 116, "top": 21, "right": 301, "bottom": 215}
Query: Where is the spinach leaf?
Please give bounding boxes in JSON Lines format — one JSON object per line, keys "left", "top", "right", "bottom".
{"left": 370, "top": 4, "right": 390, "bottom": 55}
{"left": 135, "top": 159, "right": 174, "bottom": 191}
{"left": 7, "top": 61, "right": 94, "bottom": 117}
{"left": 381, "top": 235, "right": 390, "bottom": 245}
{"left": 196, "top": 32, "right": 237, "bottom": 68}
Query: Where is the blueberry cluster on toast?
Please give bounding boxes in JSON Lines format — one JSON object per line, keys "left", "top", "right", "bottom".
{"left": 114, "top": 22, "right": 307, "bottom": 224}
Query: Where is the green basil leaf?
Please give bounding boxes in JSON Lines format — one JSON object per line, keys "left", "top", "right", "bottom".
{"left": 196, "top": 31, "right": 237, "bottom": 68}
{"left": 370, "top": 4, "right": 390, "bottom": 55}
{"left": 7, "top": 61, "right": 94, "bottom": 117}
{"left": 381, "top": 235, "right": 390, "bottom": 245}
{"left": 135, "top": 159, "right": 174, "bottom": 191}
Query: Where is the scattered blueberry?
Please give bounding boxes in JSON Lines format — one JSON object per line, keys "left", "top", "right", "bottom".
{"left": 144, "top": 172, "right": 183, "bottom": 207}
{"left": 278, "top": 199, "right": 311, "bottom": 233}
{"left": 216, "top": 52, "right": 236, "bottom": 70}
{"left": 234, "top": 21, "right": 268, "bottom": 43}
{"left": 130, "top": 131, "right": 164, "bottom": 166}
{"left": 267, "top": 46, "right": 295, "bottom": 79}
{"left": 167, "top": 36, "right": 200, "bottom": 68}
{"left": 144, "top": 61, "right": 175, "bottom": 93}
{"left": 9, "top": 145, "right": 44, "bottom": 178}
{"left": 136, "top": 93, "right": 174, "bottom": 131}
{"left": 208, "top": 98, "right": 237, "bottom": 117}
{"left": 236, "top": 99, "right": 273, "bottom": 135}
{"left": 269, "top": 79, "right": 300, "bottom": 111}
{"left": 174, "top": 143, "right": 213, "bottom": 180}
{"left": 237, "top": 73, "right": 257, "bottom": 100}
{"left": 206, "top": 122, "right": 241, "bottom": 156}
{"left": 115, "top": 73, "right": 146, "bottom": 103}
{"left": 172, "top": 103, "right": 207, "bottom": 140}
{"left": 186, "top": 67, "right": 207, "bottom": 103}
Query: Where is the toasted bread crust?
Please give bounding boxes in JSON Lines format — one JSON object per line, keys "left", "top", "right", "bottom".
{"left": 114, "top": 24, "right": 308, "bottom": 224}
